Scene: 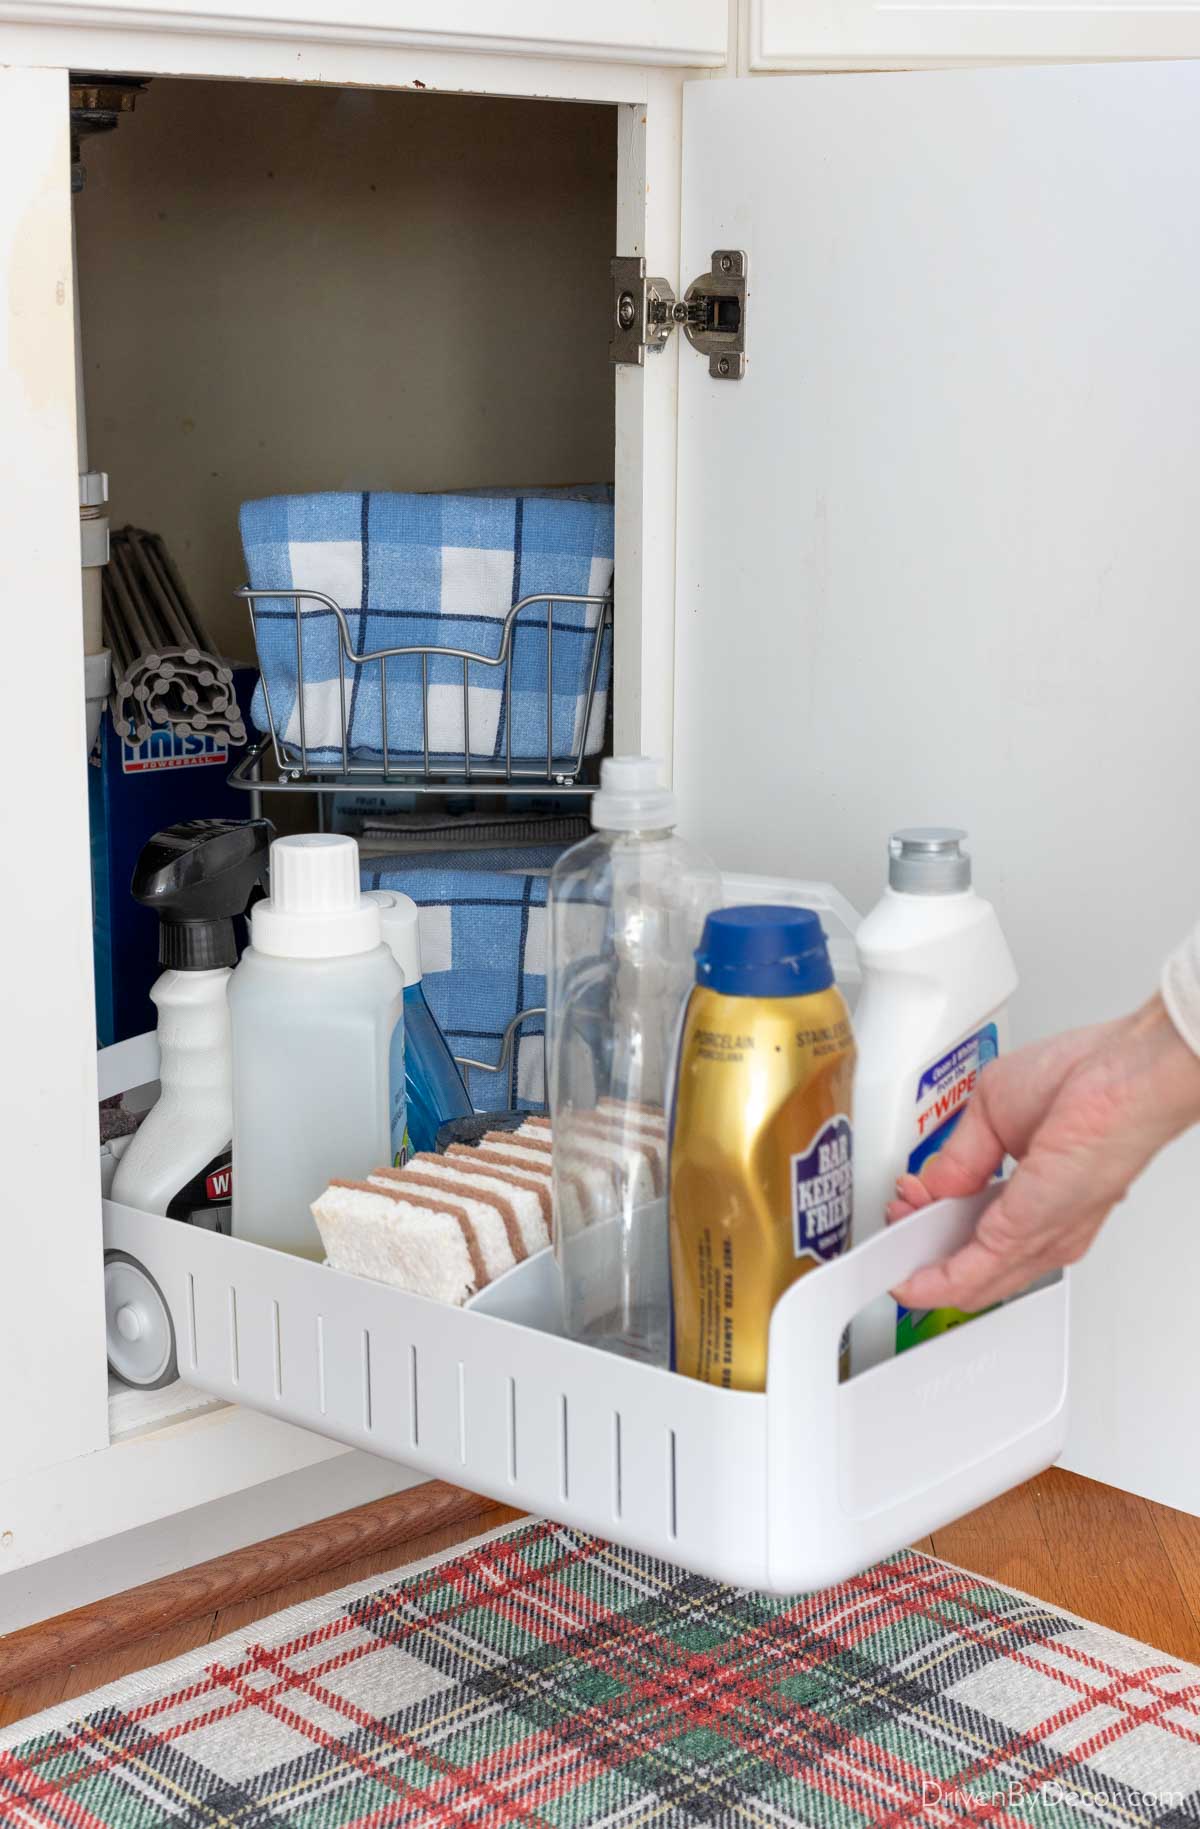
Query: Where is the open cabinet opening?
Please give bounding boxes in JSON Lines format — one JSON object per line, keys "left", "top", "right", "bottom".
{"left": 74, "top": 76, "right": 617, "bottom": 668}
{"left": 78, "top": 72, "right": 618, "bottom": 1436}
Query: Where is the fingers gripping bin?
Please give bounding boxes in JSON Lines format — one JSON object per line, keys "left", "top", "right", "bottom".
{"left": 99, "top": 875, "right": 1069, "bottom": 1596}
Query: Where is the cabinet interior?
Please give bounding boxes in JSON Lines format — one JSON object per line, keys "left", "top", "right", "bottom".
{"left": 80, "top": 73, "right": 618, "bottom": 1434}
{"left": 75, "top": 74, "right": 618, "bottom": 671}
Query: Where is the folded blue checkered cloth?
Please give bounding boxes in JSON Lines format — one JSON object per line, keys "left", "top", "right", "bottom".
{"left": 363, "top": 850, "right": 564, "bottom": 1114}
{"left": 240, "top": 491, "right": 613, "bottom": 768}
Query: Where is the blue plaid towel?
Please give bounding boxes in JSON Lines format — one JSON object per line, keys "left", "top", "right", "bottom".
{"left": 363, "top": 849, "right": 565, "bottom": 1114}
{"left": 240, "top": 491, "right": 613, "bottom": 768}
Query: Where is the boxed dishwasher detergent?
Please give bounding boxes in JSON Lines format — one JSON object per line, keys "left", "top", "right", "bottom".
{"left": 89, "top": 667, "right": 257, "bottom": 1046}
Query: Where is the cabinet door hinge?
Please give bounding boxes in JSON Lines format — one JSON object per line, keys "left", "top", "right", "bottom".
{"left": 610, "top": 250, "right": 746, "bottom": 379}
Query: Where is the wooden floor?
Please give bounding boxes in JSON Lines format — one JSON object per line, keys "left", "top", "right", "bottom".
{"left": 5, "top": 1467, "right": 1200, "bottom": 1729}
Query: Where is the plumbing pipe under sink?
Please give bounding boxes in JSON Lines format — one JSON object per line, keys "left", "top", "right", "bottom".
{"left": 75, "top": 195, "right": 110, "bottom": 752}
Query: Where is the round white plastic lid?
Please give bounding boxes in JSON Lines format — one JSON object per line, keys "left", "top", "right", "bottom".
{"left": 590, "top": 755, "right": 676, "bottom": 833}
{"left": 252, "top": 833, "right": 382, "bottom": 959}
{"left": 363, "top": 889, "right": 423, "bottom": 985}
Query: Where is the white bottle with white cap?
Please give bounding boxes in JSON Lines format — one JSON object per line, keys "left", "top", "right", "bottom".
{"left": 228, "top": 834, "right": 405, "bottom": 1257}
{"left": 850, "top": 828, "right": 1018, "bottom": 1371}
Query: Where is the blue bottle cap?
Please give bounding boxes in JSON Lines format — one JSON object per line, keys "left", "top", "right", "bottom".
{"left": 695, "top": 905, "right": 834, "bottom": 998}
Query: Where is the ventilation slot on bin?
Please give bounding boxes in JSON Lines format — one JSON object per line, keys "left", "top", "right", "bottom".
{"left": 227, "top": 1287, "right": 240, "bottom": 1385}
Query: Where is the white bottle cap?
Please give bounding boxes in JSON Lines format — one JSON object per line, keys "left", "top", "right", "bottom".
{"left": 589, "top": 755, "right": 676, "bottom": 833}
{"left": 362, "top": 889, "right": 422, "bottom": 985}
{"left": 251, "top": 834, "right": 382, "bottom": 959}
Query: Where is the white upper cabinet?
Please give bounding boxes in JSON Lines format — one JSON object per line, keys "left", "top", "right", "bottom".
{"left": 749, "top": 0, "right": 1200, "bottom": 68}
{"left": 0, "top": 0, "right": 729, "bottom": 65}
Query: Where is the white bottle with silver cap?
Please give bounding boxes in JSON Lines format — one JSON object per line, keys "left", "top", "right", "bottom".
{"left": 850, "top": 828, "right": 1018, "bottom": 1371}
{"left": 228, "top": 834, "right": 405, "bottom": 1257}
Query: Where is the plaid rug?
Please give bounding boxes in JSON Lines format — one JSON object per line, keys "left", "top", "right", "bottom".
{"left": 4, "top": 1519, "right": 1200, "bottom": 1828}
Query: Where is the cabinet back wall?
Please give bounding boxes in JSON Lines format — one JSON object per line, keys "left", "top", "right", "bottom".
{"left": 76, "top": 80, "right": 617, "bottom": 659}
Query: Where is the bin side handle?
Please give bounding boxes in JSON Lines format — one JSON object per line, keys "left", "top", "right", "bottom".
{"left": 765, "top": 1191, "right": 1069, "bottom": 1591}
{"left": 780, "top": 1189, "right": 999, "bottom": 1331}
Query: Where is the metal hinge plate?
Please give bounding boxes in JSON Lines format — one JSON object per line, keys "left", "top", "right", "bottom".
{"left": 610, "top": 249, "right": 747, "bottom": 379}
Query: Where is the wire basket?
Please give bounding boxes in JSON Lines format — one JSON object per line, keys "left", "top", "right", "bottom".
{"left": 236, "top": 585, "right": 613, "bottom": 791}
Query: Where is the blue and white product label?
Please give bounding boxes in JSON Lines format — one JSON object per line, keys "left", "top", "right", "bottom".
{"left": 121, "top": 727, "right": 229, "bottom": 774}
{"left": 897, "top": 1021, "right": 1000, "bottom": 1351}
{"left": 388, "top": 1015, "right": 409, "bottom": 1166}
{"left": 792, "top": 1115, "right": 854, "bottom": 1262}
{"left": 907, "top": 1023, "right": 999, "bottom": 1177}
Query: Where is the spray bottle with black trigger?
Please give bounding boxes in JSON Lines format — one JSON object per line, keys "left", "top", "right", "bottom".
{"left": 110, "top": 819, "right": 272, "bottom": 1229}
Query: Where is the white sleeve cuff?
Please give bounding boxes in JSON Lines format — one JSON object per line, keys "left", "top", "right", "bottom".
{"left": 1162, "top": 924, "right": 1200, "bottom": 1058}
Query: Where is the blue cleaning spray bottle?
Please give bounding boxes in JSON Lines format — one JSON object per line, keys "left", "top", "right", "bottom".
{"left": 365, "top": 890, "right": 472, "bottom": 1155}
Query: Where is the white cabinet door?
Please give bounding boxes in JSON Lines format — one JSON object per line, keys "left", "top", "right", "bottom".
{"left": 0, "top": 65, "right": 110, "bottom": 1484}
{"left": 0, "top": 0, "right": 729, "bottom": 67}
{"left": 749, "top": 0, "right": 1200, "bottom": 67}
{"left": 674, "top": 63, "right": 1200, "bottom": 1513}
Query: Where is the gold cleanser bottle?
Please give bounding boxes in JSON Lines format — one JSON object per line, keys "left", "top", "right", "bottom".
{"left": 669, "top": 906, "right": 856, "bottom": 1392}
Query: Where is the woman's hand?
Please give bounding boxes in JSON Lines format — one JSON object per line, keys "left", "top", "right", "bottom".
{"left": 888, "top": 994, "right": 1200, "bottom": 1314}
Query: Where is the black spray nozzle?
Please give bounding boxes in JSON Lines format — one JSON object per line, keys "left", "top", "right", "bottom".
{"left": 132, "top": 818, "right": 274, "bottom": 971}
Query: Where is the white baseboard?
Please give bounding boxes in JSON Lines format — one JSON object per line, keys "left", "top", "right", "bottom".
{"left": 0, "top": 1451, "right": 421, "bottom": 1635}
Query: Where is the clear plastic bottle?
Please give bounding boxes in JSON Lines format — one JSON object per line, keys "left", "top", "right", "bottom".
{"left": 548, "top": 756, "right": 720, "bottom": 1363}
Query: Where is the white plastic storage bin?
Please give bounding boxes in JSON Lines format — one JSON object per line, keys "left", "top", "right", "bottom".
{"left": 99, "top": 873, "right": 1069, "bottom": 1594}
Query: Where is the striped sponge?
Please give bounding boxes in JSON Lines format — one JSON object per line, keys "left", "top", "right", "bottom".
{"left": 520, "top": 1113, "right": 665, "bottom": 1201}
{"left": 312, "top": 1183, "right": 488, "bottom": 1305}
{"left": 311, "top": 1110, "right": 667, "bottom": 1304}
